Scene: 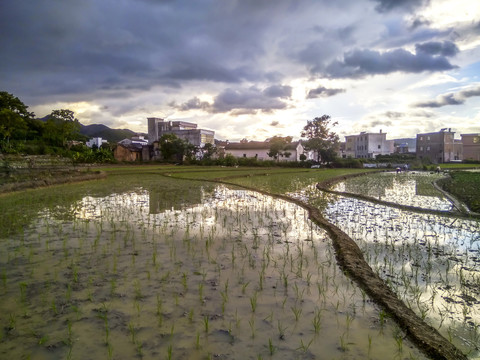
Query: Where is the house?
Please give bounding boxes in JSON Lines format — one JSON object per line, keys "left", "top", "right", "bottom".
{"left": 461, "top": 134, "right": 480, "bottom": 161}
{"left": 222, "top": 140, "right": 305, "bottom": 162}
{"left": 393, "top": 138, "right": 416, "bottom": 154}
{"left": 343, "top": 130, "right": 394, "bottom": 159}
{"left": 113, "top": 143, "right": 143, "bottom": 162}
{"left": 416, "top": 129, "right": 460, "bottom": 163}
{"left": 86, "top": 137, "right": 108, "bottom": 148}
{"left": 147, "top": 117, "right": 214, "bottom": 147}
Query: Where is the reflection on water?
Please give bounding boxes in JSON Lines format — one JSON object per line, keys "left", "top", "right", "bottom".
{"left": 332, "top": 172, "right": 453, "bottom": 211}
{"left": 0, "top": 183, "right": 426, "bottom": 360}
{"left": 323, "top": 195, "right": 480, "bottom": 357}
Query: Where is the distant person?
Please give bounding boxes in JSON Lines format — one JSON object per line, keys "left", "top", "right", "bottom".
{"left": 396, "top": 167, "right": 401, "bottom": 174}
{"left": 404, "top": 164, "right": 408, "bottom": 172}
{"left": 436, "top": 166, "right": 441, "bottom": 174}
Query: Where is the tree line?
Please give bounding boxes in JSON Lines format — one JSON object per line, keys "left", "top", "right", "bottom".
{"left": 0, "top": 91, "right": 114, "bottom": 162}
{"left": 1, "top": 90, "right": 342, "bottom": 165}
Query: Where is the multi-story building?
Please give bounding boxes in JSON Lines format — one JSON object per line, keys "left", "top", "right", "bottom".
{"left": 147, "top": 117, "right": 215, "bottom": 147}
{"left": 461, "top": 133, "right": 480, "bottom": 161}
{"left": 416, "top": 129, "right": 459, "bottom": 163}
{"left": 343, "top": 131, "right": 394, "bottom": 159}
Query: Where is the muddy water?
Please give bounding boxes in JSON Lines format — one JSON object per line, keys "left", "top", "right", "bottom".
{"left": 0, "top": 182, "right": 426, "bottom": 359}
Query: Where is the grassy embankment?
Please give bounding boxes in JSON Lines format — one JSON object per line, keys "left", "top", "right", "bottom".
{"left": 438, "top": 171, "right": 480, "bottom": 212}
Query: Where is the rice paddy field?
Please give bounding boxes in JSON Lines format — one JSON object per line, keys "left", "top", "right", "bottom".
{"left": 0, "top": 165, "right": 478, "bottom": 359}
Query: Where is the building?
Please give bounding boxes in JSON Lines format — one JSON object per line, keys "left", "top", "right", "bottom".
{"left": 118, "top": 135, "right": 148, "bottom": 146}
{"left": 86, "top": 137, "right": 108, "bottom": 148}
{"left": 113, "top": 143, "right": 143, "bottom": 162}
{"left": 147, "top": 117, "right": 214, "bottom": 147}
{"left": 416, "top": 129, "right": 459, "bottom": 163}
{"left": 343, "top": 131, "right": 394, "bottom": 159}
{"left": 222, "top": 140, "right": 305, "bottom": 162}
{"left": 393, "top": 138, "right": 416, "bottom": 154}
{"left": 461, "top": 133, "right": 480, "bottom": 161}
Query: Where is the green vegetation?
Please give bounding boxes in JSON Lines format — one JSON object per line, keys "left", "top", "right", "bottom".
{"left": 438, "top": 171, "right": 480, "bottom": 212}
{"left": 0, "top": 91, "right": 115, "bottom": 162}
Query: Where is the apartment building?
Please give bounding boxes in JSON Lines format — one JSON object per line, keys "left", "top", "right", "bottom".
{"left": 343, "top": 131, "right": 394, "bottom": 159}
{"left": 461, "top": 133, "right": 480, "bottom": 161}
{"left": 147, "top": 117, "right": 215, "bottom": 147}
{"left": 416, "top": 129, "right": 459, "bottom": 163}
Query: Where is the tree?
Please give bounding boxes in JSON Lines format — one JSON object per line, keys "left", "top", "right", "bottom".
{"left": 267, "top": 136, "right": 293, "bottom": 162}
{"left": 301, "top": 115, "right": 339, "bottom": 163}
{"left": 0, "top": 91, "right": 33, "bottom": 148}
{"left": 43, "top": 109, "right": 81, "bottom": 147}
{"left": 159, "top": 133, "right": 188, "bottom": 162}
{"left": 0, "top": 91, "right": 35, "bottom": 120}
{"left": 201, "top": 142, "right": 217, "bottom": 160}
{"left": 0, "top": 109, "right": 27, "bottom": 145}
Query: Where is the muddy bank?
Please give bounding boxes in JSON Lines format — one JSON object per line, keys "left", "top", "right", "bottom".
{"left": 0, "top": 170, "right": 107, "bottom": 194}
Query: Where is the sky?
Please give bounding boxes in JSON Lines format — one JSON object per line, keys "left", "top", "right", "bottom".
{"left": 1, "top": 0, "right": 479, "bottom": 142}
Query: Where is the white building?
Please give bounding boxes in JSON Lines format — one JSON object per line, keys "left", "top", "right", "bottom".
{"left": 222, "top": 140, "right": 305, "bottom": 162}
{"left": 343, "top": 131, "right": 394, "bottom": 159}
{"left": 86, "top": 137, "right": 108, "bottom": 148}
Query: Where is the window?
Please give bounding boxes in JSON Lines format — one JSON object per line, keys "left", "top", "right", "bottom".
{"left": 420, "top": 146, "right": 424, "bottom": 151}
{"left": 377, "top": 145, "right": 381, "bottom": 149}
{"left": 427, "top": 136, "right": 430, "bottom": 140}
{"left": 420, "top": 136, "right": 423, "bottom": 141}
{"left": 426, "top": 146, "right": 430, "bottom": 151}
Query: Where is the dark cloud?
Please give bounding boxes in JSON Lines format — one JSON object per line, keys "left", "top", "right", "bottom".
{"left": 169, "top": 97, "right": 211, "bottom": 111}
{"left": 372, "top": 0, "right": 430, "bottom": 13}
{"left": 170, "top": 86, "right": 290, "bottom": 114}
{"left": 263, "top": 85, "right": 292, "bottom": 99}
{"left": 323, "top": 46, "right": 457, "bottom": 78}
{"left": 270, "top": 121, "right": 280, "bottom": 126}
{"left": 414, "top": 94, "right": 463, "bottom": 108}
{"left": 415, "top": 41, "right": 459, "bottom": 57}
{"left": 414, "top": 86, "right": 480, "bottom": 108}
{"left": 368, "top": 120, "right": 393, "bottom": 128}
{"left": 212, "top": 87, "right": 289, "bottom": 113}
{"left": 307, "top": 86, "right": 345, "bottom": 99}
{"left": 409, "top": 17, "right": 431, "bottom": 30}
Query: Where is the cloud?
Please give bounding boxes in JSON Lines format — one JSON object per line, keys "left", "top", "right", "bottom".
{"left": 414, "top": 86, "right": 480, "bottom": 108}
{"left": 263, "top": 85, "right": 292, "bottom": 99}
{"left": 270, "top": 121, "right": 280, "bottom": 126}
{"left": 169, "top": 97, "right": 211, "bottom": 112}
{"left": 170, "top": 86, "right": 291, "bottom": 114}
{"left": 307, "top": 86, "right": 345, "bottom": 99}
{"left": 323, "top": 44, "right": 458, "bottom": 78}
{"left": 415, "top": 41, "right": 459, "bottom": 57}
{"left": 372, "top": 0, "right": 430, "bottom": 13}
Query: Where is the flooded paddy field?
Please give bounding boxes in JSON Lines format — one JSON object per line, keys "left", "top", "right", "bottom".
{"left": 0, "top": 172, "right": 425, "bottom": 360}
{"left": 318, "top": 172, "right": 480, "bottom": 358}
{"left": 330, "top": 171, "right": 453, "bottom": 211}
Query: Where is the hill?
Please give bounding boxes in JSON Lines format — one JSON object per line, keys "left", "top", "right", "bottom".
{"left": 79, "top": 124, "right": 139, "bottom": 143}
